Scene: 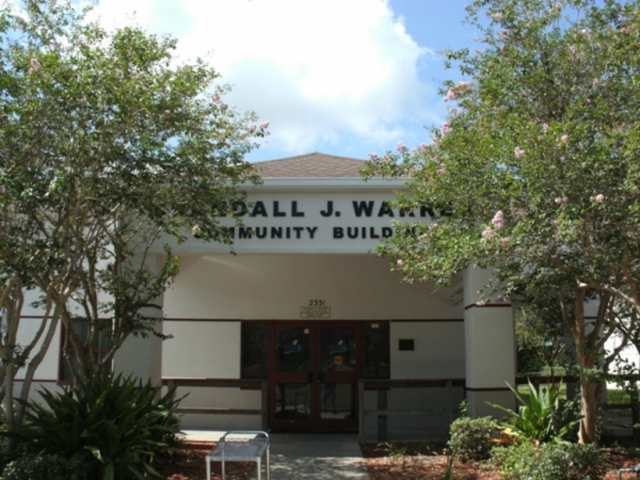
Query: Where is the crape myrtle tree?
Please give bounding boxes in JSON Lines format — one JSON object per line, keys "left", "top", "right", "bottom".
{"left": 362, "top": 0, "right": 640, "bottom": 444}
{"left": 0, "top": 0, "right": 264, "bottom": 454}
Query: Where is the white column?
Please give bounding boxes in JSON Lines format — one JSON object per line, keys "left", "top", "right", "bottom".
{"left": 463, "top": 268, "right": 516, "bottom": 417}
{"left": 113, "top": 254, "right": 163, "bottom": 385}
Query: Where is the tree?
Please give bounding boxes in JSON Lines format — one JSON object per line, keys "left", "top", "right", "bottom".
{"left": 0, "top": 0, "right": 264, "bottom": 454}
{"left": 516, "top": 296, "right": 567, "bottom": 376}
{"left": 363, "top": 0, "right": 640, "bottom": 444}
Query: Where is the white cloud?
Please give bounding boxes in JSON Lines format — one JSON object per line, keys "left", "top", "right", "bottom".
{"left": 90, "top": 0, "right": 435, "bottom": 155}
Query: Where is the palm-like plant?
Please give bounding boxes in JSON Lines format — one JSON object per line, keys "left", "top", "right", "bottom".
{"left": 491, "top": 380, "right": 580, "bottom": 445}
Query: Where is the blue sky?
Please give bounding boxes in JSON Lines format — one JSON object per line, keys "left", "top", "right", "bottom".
{"left": 90, "top": 0, "right": 480, "bottom": 162}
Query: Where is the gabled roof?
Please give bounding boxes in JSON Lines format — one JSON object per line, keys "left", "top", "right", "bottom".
{"left": 254, "top": 152, "right": 366, "bottom": 179}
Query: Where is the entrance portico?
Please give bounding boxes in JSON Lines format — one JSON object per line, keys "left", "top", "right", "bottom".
{"left": 120, "top": 152, "right": 516, "bottom": 438}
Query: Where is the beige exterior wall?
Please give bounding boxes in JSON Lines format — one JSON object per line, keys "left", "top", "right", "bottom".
{"left": 164, "top": 253, "right": 461, "bottom": 321}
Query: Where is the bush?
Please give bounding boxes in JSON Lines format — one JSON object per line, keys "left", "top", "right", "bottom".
{"left": 492, "top": 442, "right": 609, "bottom": 480}
{"left": 448, "top": 416, "right": 501, "bottom": 462}
{"left": 490, "top": 380, "right": 580, "bottom": 444}
{"left": 0, "top": 453, "right": 77, "bottom": 480}
{"left": 17, "top": 373, "right": 184, "bottom": 480}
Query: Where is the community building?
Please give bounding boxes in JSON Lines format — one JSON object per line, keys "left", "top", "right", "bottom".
{"left": 17, "top": 152, "right": 517, "bottom": 441}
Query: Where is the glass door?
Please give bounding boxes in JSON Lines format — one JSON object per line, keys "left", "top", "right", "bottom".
{"left": 269, "top": 321, "right": 361, "bottom": 430}
{"left": 316, "top": 324, "right": 359, "bottom": 428}
{"left": 270, "top": 322, "right": 314, "bottom": 429}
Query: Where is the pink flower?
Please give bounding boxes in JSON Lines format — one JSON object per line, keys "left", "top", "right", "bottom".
{"left": 492, "top": 210, "right": 505, "bottom": 229}
{"left": 436, "top": 166, "right": 446, "bottom": 175}
{"left": 28, "top": 58, "right": 40, "bottom": 74}
{"left": 595, "top": 194, "right": 605, "bottom": 202}
{"left": 555, "top": 197, "right": 568, "bottom": 205}
{"left": 500, "top": 237, "right": 511, "bottom": 247}
{"left": 368, "top": 152, "right": 378, "bottom": 160}
{"left": 441, "top": 122, "right": 452, "bottom": 137}
{"left": 444, "top": 88, "right": 457, "bottom": 101}
{"left": 514, "top": 147, "right": 525, "bottom": 158}
{"left": 495, "top": 295, "right": 505, "bottom": 303}
{"left": 445, "top": 81, "right": 473, "bottom": 101}
{"left": 542, "top": 123, "right": 549, "bottom": 133}
{"left": 476, "top": 300, "right": 486, "bottom": 306}
{"left": 481, "top": 226, "right": 494, "bottom": 239}
{"left": 248, "top": 123, "right": 257, "bottom": 132}
{"left": 397, "top": 141, "right": 409, "bottom": 154}
{"left": 396, "top": 259, "right": 404, "bottom": 267}
{"left": 491, "top": 12, "right": 503, "bottom": 19}
{"left": 592, "top": 78, "right": 600, "bottom": 88}
{"left": 260, "top": 121, "right": 270, "bottom": 129}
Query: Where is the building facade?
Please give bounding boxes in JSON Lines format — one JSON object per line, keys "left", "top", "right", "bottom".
{"left": 18, "top": 152, "right": 517, "bottom": 441}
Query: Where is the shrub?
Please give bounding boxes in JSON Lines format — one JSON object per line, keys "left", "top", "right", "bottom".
{"left": 448, "top": 416, "right": 501, "bottom": 462}
{"left": 17, "top": 373, "right": 184, "bottom": 480}
{"left": 490, "top": 380, "right": 580, "bottom": 444}
{"left": 0, "top": 453, "right": 77, "bottom": 480}
{"left": 492, "top": 442, "right": 609, "bottom": 480}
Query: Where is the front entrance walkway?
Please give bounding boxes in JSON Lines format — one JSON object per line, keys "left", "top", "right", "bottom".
{"left": 184, "top": 431, "right": 369, "bottom": 479}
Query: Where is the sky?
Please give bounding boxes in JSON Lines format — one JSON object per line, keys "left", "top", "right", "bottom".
{"left": 89, "top": 0, "right": 480, "bottom": 162}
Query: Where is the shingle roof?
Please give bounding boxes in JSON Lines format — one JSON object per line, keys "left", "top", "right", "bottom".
{"left": 254, "top": 152, "right": 367, "bottom": 179}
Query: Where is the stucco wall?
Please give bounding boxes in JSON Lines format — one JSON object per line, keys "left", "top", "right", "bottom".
{"left": 164, "top": 253, "right": 462, "bottom": 321}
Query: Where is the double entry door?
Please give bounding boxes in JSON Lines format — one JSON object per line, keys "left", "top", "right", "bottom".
{"left": 269, "top": 321, "right": 361, "bottom": 430}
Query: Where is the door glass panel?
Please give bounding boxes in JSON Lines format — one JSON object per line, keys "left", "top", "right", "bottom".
{"left": 320, "top": 383, "right": 356, "bottom": 419}
{"left": 275, "top": 327, "right": 311, "bottom": 372}
{"left": 274, "top": 383, "right": 310, "bottom": 419}
{"left": 319, "top": 328, "right": 356, "bottom": 372}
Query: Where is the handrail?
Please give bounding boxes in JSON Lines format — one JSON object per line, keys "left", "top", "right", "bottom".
{"left": 162, "top": 377, "right": 268, "bottom": 430}
{"left": 359, "top": 378, "right": 465, "bottom": 443}
{"left": 162, "top": 377, "right": 264, "bottom": 389}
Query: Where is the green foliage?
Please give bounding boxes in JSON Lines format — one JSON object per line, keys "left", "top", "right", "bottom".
{"left": 17, "top": 373, "right": 184, "bottom": 480}
{"left": 363, "top": 0, "right": 640, "bottom": 443}
{"left": 0, "top": 453, "right": 77, "bottom": 480}
{"left": 492, "top": 442, "right": 609, "bottom": 480}
{"left": 448, "top": 416, "right": 501, "bottom": 462}
{"left": 379, "top": 442, "right": 411, "bottom": 457}
{"left": 516, "top": 297, "right": 568, "bottom": 375}
{"left": 0, "top": 0, "right": 265, "bottom": 382}
{"left": 491, "top": 381, "right": 580, "bottom": 444}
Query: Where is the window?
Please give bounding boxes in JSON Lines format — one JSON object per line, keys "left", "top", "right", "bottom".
{"left": 241, "top": 321, "right": 268, "bottom": 379}
{"left": 363, "top": 321, "right": 390, "bottom": 379}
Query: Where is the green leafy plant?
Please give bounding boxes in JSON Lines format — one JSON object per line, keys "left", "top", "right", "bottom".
{"left": 492, "top": 442, "right": 609, "bottom": 480}
{"left": 448, "top": 416, "right": 501, "bottom": 462}
{"left": 16, "top": 373, "right": 184, "bottom": 480}
{"left": 379, "top": 442, "right": 411, "bottom": 458}
{"left": 490, "top": 380, "right": 580, "bottom": 445}
{"left": 0, "top": 453, "right": 77, "bottom": 480}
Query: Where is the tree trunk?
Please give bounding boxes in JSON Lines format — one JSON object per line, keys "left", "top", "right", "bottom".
{"left": 578, "top": 367, "right": 599, "bottom": 444}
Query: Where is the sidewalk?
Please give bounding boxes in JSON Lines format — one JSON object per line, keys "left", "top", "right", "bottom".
{"left": 183, "top": 430, "right": 370, "bottom": 479}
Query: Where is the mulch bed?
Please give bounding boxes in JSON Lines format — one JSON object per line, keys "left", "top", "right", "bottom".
{"left": 155, "top": 441, "right": 255, "bottom": 480}
{"left": 156, "top": 440, "right": 640, "bottom": 479}
{"left": 362, "top": 443, "right": 640, "bottom": 480}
